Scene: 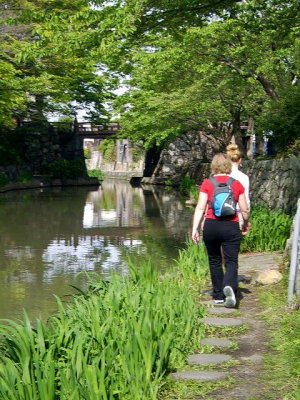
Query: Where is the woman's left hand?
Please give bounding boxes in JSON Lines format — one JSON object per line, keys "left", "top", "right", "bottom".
{"left": 192, "top": 230, "right": 200, "bottom": 244}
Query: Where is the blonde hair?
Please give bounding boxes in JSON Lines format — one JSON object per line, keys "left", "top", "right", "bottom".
{"left": 211, "top": 153, "right": 232, "bottom": 175}
{"left": 226, "top": 143, "right": 241, "bottom": 162}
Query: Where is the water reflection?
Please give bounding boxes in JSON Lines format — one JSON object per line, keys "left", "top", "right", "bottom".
{"left": 0, "top": 181, "right": 192, "bottom": 320}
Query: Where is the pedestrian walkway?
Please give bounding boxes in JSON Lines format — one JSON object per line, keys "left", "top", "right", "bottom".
{"left": 170, "top": 251, "right": 282, "bottom": 399}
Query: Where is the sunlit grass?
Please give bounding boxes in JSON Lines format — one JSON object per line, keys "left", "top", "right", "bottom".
{"left": 241, "top": 206, "right": 292, "bottom": 252}
{"left": 259, "top": 276, "right": 300, "bottom": 399}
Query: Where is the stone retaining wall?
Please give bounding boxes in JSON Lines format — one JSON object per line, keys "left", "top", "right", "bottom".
{"left": 0, "top": 127, "right": 84, "bottom": 181}
{"left": 140, "top": 131, "right": 299, "bottom": 214}
{"left": 0, "top": 177, "right": 100, "bottom": 193}
{"left": 189, "top": 159, "right": 300, "bottom": 215}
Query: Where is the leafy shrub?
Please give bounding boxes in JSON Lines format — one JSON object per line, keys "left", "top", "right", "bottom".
{"left": 88, "top": 169, "right": 103, "bottom": 181}
{"left": 0, "top": 172, "right": 8, "bottom": 187}
{"left": 17, "top": 171, "right": 32, "bottom": 183}
{"left": 98, "top": 139, "right": 116, "bottom": 162}
{"left": 84, "top": 147, "right": 92, "bottom": 159}
{"left": 241, "top": 206, "right": 292, "bottom": 252}
{"left": 131, "top": 145, "right": 145, "bottom": 163}
{"left": 179, "top": 176, "right": 199, "bottom": 202}
{"left": 46, "top": 158, "right": 87, "bottom": 180}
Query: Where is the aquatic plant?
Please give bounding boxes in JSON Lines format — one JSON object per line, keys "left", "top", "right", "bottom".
{"left": 0, "top": 257, "right": 207, "bottom": 399}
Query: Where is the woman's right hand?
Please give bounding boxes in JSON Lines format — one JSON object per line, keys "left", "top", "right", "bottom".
{"left": 241, "top": 222, "right": 251, "bottom": 236}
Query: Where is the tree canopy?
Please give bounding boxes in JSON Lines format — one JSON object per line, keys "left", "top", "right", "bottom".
{"left": 115, "top": 0, "right": 300, "bottom": 151}
{"left": 0, "top": 0, "right": 299, "bottom": 153}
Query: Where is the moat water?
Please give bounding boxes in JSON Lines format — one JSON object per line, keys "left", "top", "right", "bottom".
{"left": 0, "top": 181, "right": 193, "bottom": 320}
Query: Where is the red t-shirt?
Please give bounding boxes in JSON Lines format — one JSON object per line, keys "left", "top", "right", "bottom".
{"left": 200, "top": 175, "right": 245, "bottom": 222}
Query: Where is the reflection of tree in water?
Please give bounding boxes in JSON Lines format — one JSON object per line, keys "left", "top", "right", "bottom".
{"left": 90, "top": 181, "right": 145, "bottom": 228}
{"left": 0, "top": 182, "right": 193, "bottom": 320}
{"left": 0, "top": 187, "right": 90, "bottom": 249}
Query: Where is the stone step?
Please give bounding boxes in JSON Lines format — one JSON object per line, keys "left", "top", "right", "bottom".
{"left": 207, "top": 307, "right": 235, "bottom": 315}
{"left": 201, "top": 338, "right": 233, "bottom": 348}
{"left": 188, "top": 353, "right": 232, "bottom": 366}
{"left": 170, "top": 370, "right": 227, "bottom": 382}
{"left": 201, "top": 300, "right": 225, "bottom": 307}
{"left": 201, "top": 317, "right": 244, "bottom": 327}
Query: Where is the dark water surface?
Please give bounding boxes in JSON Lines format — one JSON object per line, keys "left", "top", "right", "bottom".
{"left": 0, "top": 181, "right": 193, "bottom": 320}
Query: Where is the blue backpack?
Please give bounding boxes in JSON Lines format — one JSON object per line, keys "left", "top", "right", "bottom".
{"left": 209, "top": 177, "right": 237, "bottom": 218}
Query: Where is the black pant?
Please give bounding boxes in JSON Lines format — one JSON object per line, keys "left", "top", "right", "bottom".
{"left": 203, "top": 219, "right": 241, "bottom": 300}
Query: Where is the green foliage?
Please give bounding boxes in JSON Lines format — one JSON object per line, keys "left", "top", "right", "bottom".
{"left": 241, "top": 206, "right": 292, "bottom": 252}
{"left": 260, "top": 279, "right": 300, "bottom": 398}
{"left": 114, "top": 0, "right": 300, "bottom": 151}
{"left": 87, "top": 169, "right": 103, "bottom": 181}
{"left": 257, "top": 84, "right": 300, "bottom": 153}
{"left": 0, "top": 256, "right": 208, "bottom": 399}
{"left": 164, "top": 178, "right": 173, "bottom": 186}
{"left": 98, "top": 139, "right": 116, "bottom": 163}
{"left": 0, "top": 172, "right": 8, "bottom": 187}
{"left": 16, "top": 171, "right": 32, "bottom": 184}
{"left": 179, "top": 176, "right": 199, "bottom": 202}
{"left": 45, "top": 158, "right": 87, "bottom": 180}
{"left": 84, "top": 147, "right": 91, "bottom": 159}
{"left": 0, "top": 128, "right": 27, "bottom": 166}
{"left": 131, "top": 144, "right": 145, "bottom": 163}
{"left": 1, "top": 0, "right": 298, "bottom": 154}
{"left": 177, "top": 241, "right": 209, "bottom": 283}
{"left": 278, "top": 139, "right": 300, "bottom": 159}
{"left": 0, "top": 0, "right": 114, "bottom": 125}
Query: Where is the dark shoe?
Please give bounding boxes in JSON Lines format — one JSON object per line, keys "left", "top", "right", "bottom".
{"left": 223, "top": 286, "right": 236, "bottom": 308}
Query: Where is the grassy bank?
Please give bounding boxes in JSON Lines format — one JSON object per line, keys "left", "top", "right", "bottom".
{"left": 0, "top": 246, "right": 209, "bottom": 400}
{"left": 259, "top": 276, "right": 300, "bottom": 399}
{"left": 0, "top": 200, "right": 293, "bottom": 399}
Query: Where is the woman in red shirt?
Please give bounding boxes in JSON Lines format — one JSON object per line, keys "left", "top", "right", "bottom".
{"left": 192, "top": 153, "right": 249, "bottom": 307}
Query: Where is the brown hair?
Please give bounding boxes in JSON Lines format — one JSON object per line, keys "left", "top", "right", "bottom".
{"left": 211, "top": 153, "right": 232, "bottom": 175}
{"left": 226, "top": 143, "right": 241, "bottom": 162}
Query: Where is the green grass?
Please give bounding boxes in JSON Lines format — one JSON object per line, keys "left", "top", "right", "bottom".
{"left": 259, "top": 276, "right": 300, "bottom": 399}
{"left": 0, "top": 246, "right": 209, "bottom": 400}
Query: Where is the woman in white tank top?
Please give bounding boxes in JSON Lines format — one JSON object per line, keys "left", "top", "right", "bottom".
{"left": 227, "top": 144, "right": 250, "bottom": 232}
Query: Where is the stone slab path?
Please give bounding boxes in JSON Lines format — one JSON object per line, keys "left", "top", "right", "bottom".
{"left": 188, "top": 354, "right": 232, "bottom": 366}
{"left": 206, "top": 307, "right": 235, "bottom": 315}
{"left": 170, "top": 371, "right": 228, "bottom": 382}
{"left": 170, "top": 251, "right": 282, "bottom": 400}
{"left": 201, "top": 317, "right": 244, "bottom": 327}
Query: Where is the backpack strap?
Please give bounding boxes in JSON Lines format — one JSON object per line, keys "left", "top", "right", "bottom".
{"left": 226, "top": 177, "right": 236, "bottom": 186}
{"left": 209, "top": 176, "right": 236, "bottom": 186}
{"left": 209, "top": 176, "right": 219, "bottom": 187}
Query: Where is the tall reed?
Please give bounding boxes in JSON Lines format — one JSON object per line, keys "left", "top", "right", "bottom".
{"left": 241, "top": 206, "right": 292, "bottom": 252}
{"left": 0, "top": 253, "right": 208, "bottom": 399}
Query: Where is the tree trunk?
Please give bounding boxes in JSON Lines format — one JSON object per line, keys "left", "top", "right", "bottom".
{"left": 256, "top": 73, "right": 278, "bottom": 100}
{"left": 230, "top": 107, "right": 245, "bottom": 153}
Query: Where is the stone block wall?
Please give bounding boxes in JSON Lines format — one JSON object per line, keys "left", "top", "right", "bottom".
{"left": 86, "top": 139, "right": 145, "bottom": 180}
{"left": 0, "top": 127, "right": 84, "bottom": 181}
{"left": 142, "top": 131, "right": 300, "bottom": 215}
{"left": 189, "top": 159, "right": 300, "bottom": 215}
{"left": 242, "top": 159, "right": 300, "bottom": 215}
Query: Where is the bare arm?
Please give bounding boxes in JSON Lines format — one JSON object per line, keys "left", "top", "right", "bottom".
{"left": 238, "top": 192, "right": 250, "bottom": 235}
{"left": 192, "top": 192, "right": 208, "bottom": 243}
